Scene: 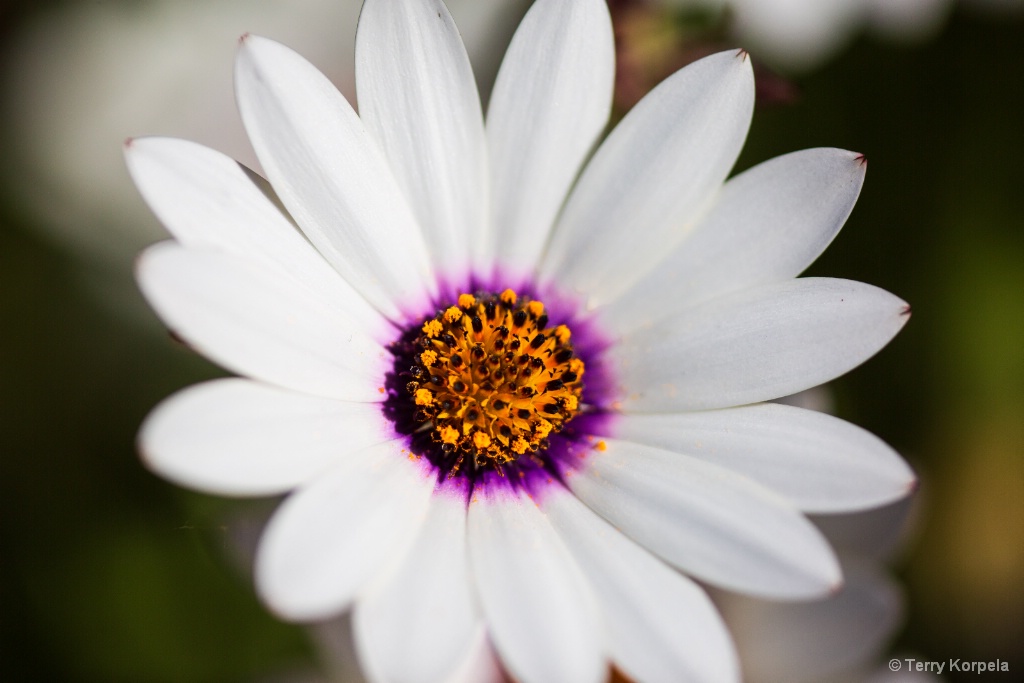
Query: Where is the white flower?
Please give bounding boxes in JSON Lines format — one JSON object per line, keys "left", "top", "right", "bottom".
{"left": 665, "top": 0, "right": 952, "bottom": 70}
{"left": 129, "top": 1, "right": 916, "bottom": 682}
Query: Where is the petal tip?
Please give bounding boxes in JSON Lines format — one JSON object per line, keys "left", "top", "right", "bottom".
{"left": 132, "top": 247, "right": 150, "bottom": 279}
{"left": 904, "top": 475, "right": 920, "bottom": 496}
{"left": 237, "top": 32, "right": 273, "bottom": 56}
{"left": 259, "top": 592, "right": 310, "bottom": 624}
{"left": 166, "top": 328, "right": 191, "bottom": 350}
{"left": 124, "top": 135, "right": 169, "bottom": 163}
{"left": 135, "top": 430, "right": 158, "bottom": 472}
{"left": 812, "top": 544, "right": 845, "bottom": 599}
{"left": 855, "top": 153, "right": 868, "bottom": 167}
{"left": 736, "top": 48, "right": 749, "bottom": 61}
{"left": 133, "top": 242, "right": 171, "bottom": 282}
{"left": 900, "top": 303, "right": 912, "bottom": 318}
{"left": 254, "top": 565, "right": 335, "bottom": 625}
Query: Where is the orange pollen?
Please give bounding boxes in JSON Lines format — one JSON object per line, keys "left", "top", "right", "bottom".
{"left": 405, "top": 291, "right": 585, "bottom": 473}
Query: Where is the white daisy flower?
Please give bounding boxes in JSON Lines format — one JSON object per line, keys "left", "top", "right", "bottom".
{"left": 129, "top": 1, "right": 916, "bottom": 681}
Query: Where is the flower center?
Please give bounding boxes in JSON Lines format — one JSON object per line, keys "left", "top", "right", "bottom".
{"left": 404, "top": 290, "right": 584, "bottom": 476}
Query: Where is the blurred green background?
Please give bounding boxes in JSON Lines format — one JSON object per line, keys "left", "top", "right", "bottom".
{"left": 1, "top": 1, "right": 1022, "bottom": 681}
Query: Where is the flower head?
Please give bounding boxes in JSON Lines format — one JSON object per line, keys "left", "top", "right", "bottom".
{"left": 130, "top": 1, "right": 915, "bottom": 681}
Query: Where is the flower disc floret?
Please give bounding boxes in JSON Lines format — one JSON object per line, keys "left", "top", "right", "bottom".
{"left": 402, "top": 290, "right": 584, "bottom": 477}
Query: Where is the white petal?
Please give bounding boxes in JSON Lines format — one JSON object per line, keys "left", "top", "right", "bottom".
{"left": 486, "top": 0, "right": 614, "bottom": 278}
{"left": 811, "top": 496, "right": 918, "bottom": 562}
{"left": 611, "top": 277, "right": 910, "bottom": 412}
{"left": 539, "top": 50, "right": 754, "bottom": 305}
{"left": 235, "top": 35, "right": 435, "bottom": 319}
{"left": 355, "top": 493, "right": 479, "bottom": 683}
{"left": 717, "top": 560, "right": 903, "bottom": 683}
{"left": 442, "top": 633, "right": 505, "bottom": 683}
{"left": 602, "top": 148, "right": 867, "bottom": 332}
{"left": 136, "top": 243, "right": 390, "bottom": 401}
{"left": 613, "top": 403, "right": 916, "bottom": 513}
{"left": 544, "top": 488, "right": 739, "bottom": 683}
{"left": 355, "top": 0, "right": 487, "bottom": 275}
{"left": 139, "top": 378, "right": 395, "bottom": 497}
{"left": 567, "top": 438, "right": 841, "bottom": 599}
{"left": 124, "top": 136, "right": 386, "bottom": 334}
{"left": 255, "top": 440, "right": 434, "bottom": 621}
{"left": 467, "top": 486, "right": 605, "bottom": 683}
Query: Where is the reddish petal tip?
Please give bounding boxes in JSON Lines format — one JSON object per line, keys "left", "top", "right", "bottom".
{"left": 905, "top": 476, "right": 920, "bottom": 495}
{"left": 168, "top": 329, "right": 190, "bottom": 349}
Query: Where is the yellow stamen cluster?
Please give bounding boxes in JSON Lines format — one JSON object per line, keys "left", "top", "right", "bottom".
{"left": 407, "top": 290, "right": 585, "bottom": 474}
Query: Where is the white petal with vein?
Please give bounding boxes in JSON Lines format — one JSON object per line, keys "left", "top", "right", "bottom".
{"left": 137, "top": 243, "right": 389, "bottom": 401}
{"left": 355, "top": 493, "right": 479, "bottom": 683}
{"left": 567, "top": 438, "right": 841, "bottom": 599}
{"left": 614, "top": 403, "right": 915, "bottom": 512}
{"left": 256, "top": 440, "right": 433, "bottom": 621}
{"left": 124, "top": 136, "right": 386, "bottom": 334}
{"left": 545, "top": 487, "right": 739, "bottom": 683}
{"left": 140, "top": 378, "right": 394, "bottom": 496}
{"left": 602, "top": 148, "right": 866, "bottom": 332}
{"left": 540, "top": 50, "right": 754, "bottom": 305}
{"left": 611, "top": 278, "right": 909, "bottom": 411}
{"left": 486, "top": 0, "right": 614, "bottom": 278}
{"left": 467, "top": 486, "right": 605, "bottom": 683}
{"left": 356, "top": 0, "right": 487, "bottom": 274}
{"left": 236, "top": 35, "right": 434, "bottom": 319}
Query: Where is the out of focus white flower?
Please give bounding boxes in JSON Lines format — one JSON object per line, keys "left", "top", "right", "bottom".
{"left": 0, "top": 0, "right": 521, "bottom": 267}
{"left": 963, "top": 0, "right": 1024, "bottom": 13}
{"left": 715, "top": 384, "right": 934, "bottom": 683}
{"left": 776, "top": 386, "right": 837, "bottom": 413}
{"left": 666, "top": 0, "right": 953, "bottom": 70}
{"left": 715, "top": 497, "right": 937, "bottom": 683}
{"left": 711, "top": 392, "right": 939, "bottom": 683}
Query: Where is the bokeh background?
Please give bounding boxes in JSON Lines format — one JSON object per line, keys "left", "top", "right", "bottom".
{"left": 1, "top": 0, "right": 1022, "bottom": 681}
